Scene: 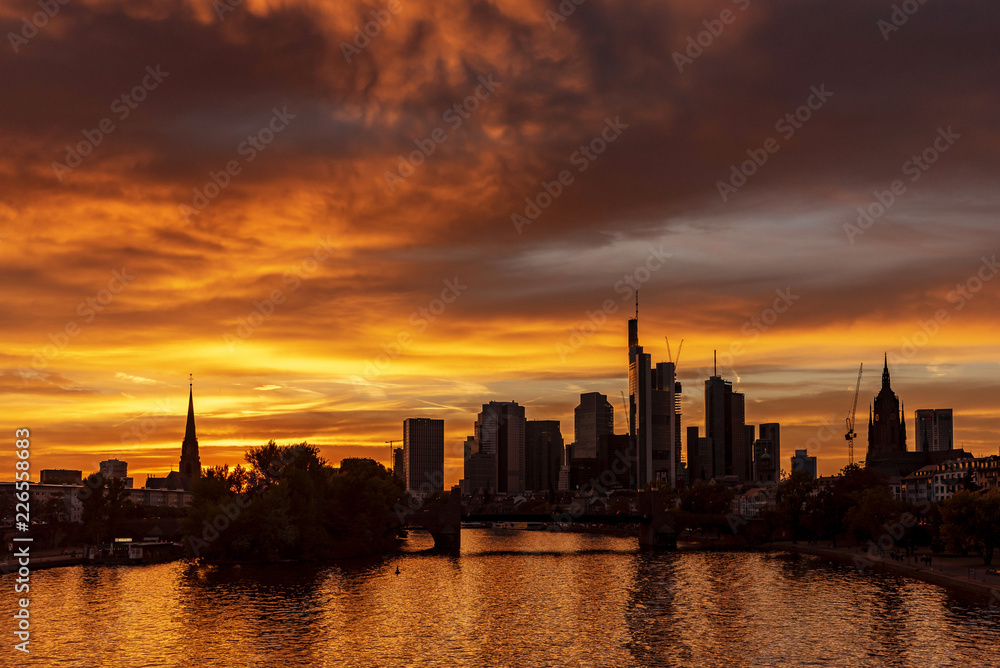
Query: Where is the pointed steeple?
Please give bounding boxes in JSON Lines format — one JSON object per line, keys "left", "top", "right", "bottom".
{"left": 179, "top": 374, "right": 201, "bottom": 487}
{"left": 882, "top": 352, "right": 890, "bottom": 389}
{"left": 184, "top": 383, "right": 197, "bottom": 444}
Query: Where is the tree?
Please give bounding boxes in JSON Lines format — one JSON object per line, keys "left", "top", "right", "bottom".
{"left": 679, "top": 481, "right": 733, "bottom": 514}
{"left": 941, "top": 490, "right": 1000, "bottom": 566}
{"left": 843, "top": 486, "right": 904, "bottom": 546}
{"left": 771, "top": 470, "right": 816, "bottom": 543}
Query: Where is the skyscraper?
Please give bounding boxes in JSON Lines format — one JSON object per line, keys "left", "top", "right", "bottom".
{"left": 526, "top": 420, "right": 564, "bottom": 493}
{"left": 627, "top": 306, "right": 680, "bottom": 489}
{"left": 867, "top": 354, "right": 907, "bottom": 458}
{"left": 574, "top": 392, "right": 613, "bottom": 459}
{"left": 755, "top": 422, "right": 781, "bottom": 483}
{"left": 393, "top": 447, "right": 405, "bottom": 483}
{"left": 402, "top": 418, "right": 444, "bottom": 494}
{"left": 915, "top": 409, "right": 954, "bottom": 452}
{"left": 705, "top": 362, "right": 747, "bottom": 481}
{"left": 476, "top": 401, "right": 526, "bottom": 494}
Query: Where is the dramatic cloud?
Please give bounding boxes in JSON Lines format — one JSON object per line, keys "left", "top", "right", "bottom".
{"left": 2, "top": 0, "right": 998, "bottom": 484}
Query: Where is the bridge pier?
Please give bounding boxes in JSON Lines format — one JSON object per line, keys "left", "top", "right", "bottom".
{"left": 410, "top": 486, "right": 463, "bottom": 551}
{"left": 638, "top": 491, "right": 678, "bottom": 550}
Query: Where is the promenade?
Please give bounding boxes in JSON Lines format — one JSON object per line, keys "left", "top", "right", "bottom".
{"left": 782, "top": 542, "right": 1000, "bottom": 601}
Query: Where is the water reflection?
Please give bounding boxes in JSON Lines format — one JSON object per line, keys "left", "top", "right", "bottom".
{"left": 2, "top": 533, "right": 998, "bottom": 667}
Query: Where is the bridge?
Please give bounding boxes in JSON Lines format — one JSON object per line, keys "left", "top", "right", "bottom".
{"left": 402, "top": 489, "right": 769, "bottom": 551}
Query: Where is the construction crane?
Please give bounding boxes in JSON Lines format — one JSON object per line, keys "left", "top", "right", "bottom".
{"left": 845, "top": 363, "right": 863, "bottom": 465}
{"left": 386, "top": 440, "right": 400, "bottom": 475}
{"left": 665, "top": 337, "right": 684, "bottom": 367}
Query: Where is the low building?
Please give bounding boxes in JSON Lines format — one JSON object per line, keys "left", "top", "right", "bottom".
{"left": 40, "top": 469, "right": 83, "bottom": 485}
{"left": 737, "top": 486, "right": 776, "bottom": 518}
{"left": 791, "top": 450, "right": 817, "bottom": 479}
{"left": 0, "top": 482, "right": 84, "bottom": 523}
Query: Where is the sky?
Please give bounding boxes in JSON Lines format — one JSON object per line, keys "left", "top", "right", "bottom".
{"left": 2, "top": 0, "right": 999, "bottom": 487}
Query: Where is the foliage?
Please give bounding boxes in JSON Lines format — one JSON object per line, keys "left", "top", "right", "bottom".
{"left": 182, "top": 442, "right": 405, "bottom": 562}
{"left": 679, "top": 481, "right": 733, "bottom": 515}
{"left": 941, "top": 490, "right": 1000, "bottom": 566}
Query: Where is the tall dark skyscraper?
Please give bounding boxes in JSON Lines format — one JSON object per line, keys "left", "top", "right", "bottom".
{"left": 574, "top": 392, "right": 614, "bottom": 459}
{"left": 915, "top": 408, "right": 954, "bottom": 452}
{"left": 756, "top": 422, "right": 781, "bottom": 482}
{"left": 628, "top": 306, "right": 681, "bottom": 489}
{"left": 705, "top": 362, "right": 747, "bottom": 481}
{"left": 179, "top": 381, "right": 201, "bottom": 486}
{"left": 525, "top": 420, "right": 564, "bottom": 493}
{"left": 475, "top": 401, "right": 526, "bottom": 494}
{"left": 393, "top": 447, "right": 404, "bottom": 483}
{"left": 402, "top": 417, "right": 444, "bottom": 494}
{"left": 867, "top": 355, "right": 907, "bottom": 458}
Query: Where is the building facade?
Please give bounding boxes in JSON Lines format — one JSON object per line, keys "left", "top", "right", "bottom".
{"left": 915, "top": 408, "right": 954, "bottom": 452}
{"left": 525, "top": 420, "right": 564, "bottom": 493}
{"left": 402, "top": 417, "right": 445, "bottom": 495}
{"left": 574, "top": 392, "right": 613, "bottom": 460}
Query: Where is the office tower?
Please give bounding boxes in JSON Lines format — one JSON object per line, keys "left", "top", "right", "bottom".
{"left": 791, "top": 449, "right": 817, "bottom": 479}
{"left": 526, "top": 420, "right": 564, "bottom": 493}
{"left": 598, "top": 433, "right": 632, "bottom": 488}
{"left": 574, "top": 392, "right": 614, "bottom": 459}
{"left": 705, "top": 362, "right": 747, "bottom": 481}
{"left": 653, "top": 361, "right": 681, "bottom": 487}
{"left": 627, "top": 305, "right": 681, "bottom": 489}
{"left": 99, "top": 459, "right": 132, "bottom": 488}
{"left": 402, "top": 418, "right": 444, "bottom": 494}
{"left": 476, "top": 401, "right": 526, "bottom": 494}
{"left": 393, "top": 447, "right": 405, "bottom": 483}
{"left": 755, "top": 423, "right": 781, "bottom": 483}
{"left": 867, "top": 354, "right": 907, "bottom": 458}
{"left": 744, "top": 424, "right": 756, "bottom": 482}
{"left": 915, "top": 409, "right": 954, "bottom": 452}
{"left": 686, "top": 426, "right": 703, "bottom": 482}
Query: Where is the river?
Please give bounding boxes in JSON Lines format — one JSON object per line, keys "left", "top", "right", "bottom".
{"left": 3, "top": 529, "right": 999, "bottom": 666}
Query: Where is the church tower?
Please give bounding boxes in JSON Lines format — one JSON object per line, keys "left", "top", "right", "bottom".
{"left": 179, "top": 378, "right": 202, "bottom": 486}
{"left": 867, "top": 354, "right": 907, "bottom": 458}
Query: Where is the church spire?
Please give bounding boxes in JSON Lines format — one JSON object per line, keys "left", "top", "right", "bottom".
{"left": 179, "top": 374, "right": 201, "bottom": 486}
{"left": 184, "top": 379, "right": 197, "bottom": 444}
{"left": 882, "top": 352, "right": 890, "bottom": 388}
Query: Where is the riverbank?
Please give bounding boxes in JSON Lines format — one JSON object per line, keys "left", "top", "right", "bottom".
{"left": 780, "top": 542, "right": 1000, "bottom": 601}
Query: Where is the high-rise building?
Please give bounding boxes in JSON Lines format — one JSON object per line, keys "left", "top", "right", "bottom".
{"left": 705, "top": 362, "right": 747, "bottom": 481}
{"left": 627, "top": 307, "right": 681, "bottom": 489}
{"left": 755, "top": 423, "right": 781, "bottom": 483}
{"left": 402, "top": 418, "right": 444, "bottom": 495}
{"left": 526, "top": 420, "right": 564, "bottom": 493}
{"left": 99, "top": 459, "right": 133, "bottom": 488}
{"left": 393, "top": 447, "right": 405, "bottom": 483}
{"left": 867, "top": 354, "right": 907, "bottom": 458}
{"left": 791, "top": 449, "right": 817, "bottom": 479}
{"left": 574, "top": 393, "right": 613, "bottom": 459}
{"left": 475, "top": 401, "right": 526, "bottom": 494}
{"left": 915, "top": 409, "right": 954, "bottom": 452}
